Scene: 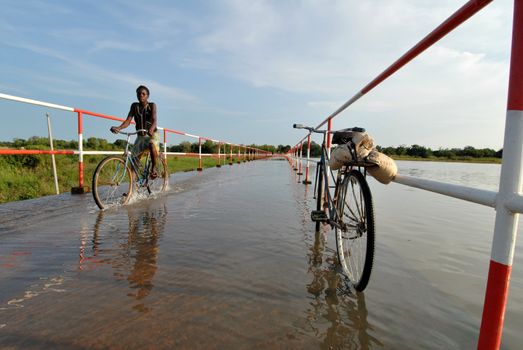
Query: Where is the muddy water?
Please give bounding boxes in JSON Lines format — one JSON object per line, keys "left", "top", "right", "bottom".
{"left": 0, "top": 159, "right": 521, "bottom": 349}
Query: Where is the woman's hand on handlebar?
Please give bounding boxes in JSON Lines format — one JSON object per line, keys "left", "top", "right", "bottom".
{"left": 110, "top": 126, "right": 121, "bottom": 134}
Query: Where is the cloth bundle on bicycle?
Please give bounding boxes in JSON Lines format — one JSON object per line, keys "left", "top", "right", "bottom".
{"left": 329, "top": 129, "right": 375, "bottom": 170}
{"left": 365, "top": 150, "right": 397, "bottom": 184}
{"left": 329, "top": 128, "right": 398, "bottom": 184}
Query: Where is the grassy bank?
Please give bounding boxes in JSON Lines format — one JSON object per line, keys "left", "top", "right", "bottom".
{"left": 0, "top": 154, "right": 248, "bottom": 204}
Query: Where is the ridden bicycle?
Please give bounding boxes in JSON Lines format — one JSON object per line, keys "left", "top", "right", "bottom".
{"left": 92, "top": 129, "right": 169, "bottom": 209}
{"left": 293, "top": 123, "right": 375, "bottom": 292}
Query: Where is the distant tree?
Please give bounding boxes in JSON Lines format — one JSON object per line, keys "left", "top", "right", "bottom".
{"left": 113, "top": 139, "right": 126, "bottom": 149}
{"left": 407, "top": 144, "right": 432, "bottom": 158}
{"left": 396, "top": 145, "right": 407, "bottom": 156}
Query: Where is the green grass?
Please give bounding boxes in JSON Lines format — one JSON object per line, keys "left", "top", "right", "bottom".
{"left": 0, "top": 154, "right": 249, "bottom": 204}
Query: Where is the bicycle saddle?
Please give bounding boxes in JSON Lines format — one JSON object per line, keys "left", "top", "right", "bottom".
{"left": 332, "top": 127, "right": 366, "bottom": 145}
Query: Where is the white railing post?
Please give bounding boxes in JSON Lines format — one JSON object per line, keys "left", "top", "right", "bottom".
{"left": 163, "top": 129, "right": 167, "bottom": 160}
{"left": 479, "top": 1, "right": 523, "bottom": 348}
{"left": 217, "top": 142, "right": 222, "bottom": 168}
{"left": 303, "top": 133, "right": 312, "bottom": 184}
{"left": 71, "top": 111, "right": 89, "bottom": 194}
{"left": 297, "top": 142, "right": 303, "bottom": 176}
{"left": 197, "top": 137, "right": 203, "bottom": 171}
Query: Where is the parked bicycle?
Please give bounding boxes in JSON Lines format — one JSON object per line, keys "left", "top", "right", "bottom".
{"left": 92, "top": 129, "right": 168, "bottom": 209}
{"left": 293, "top": 123, "right": 375, "bottom": 292}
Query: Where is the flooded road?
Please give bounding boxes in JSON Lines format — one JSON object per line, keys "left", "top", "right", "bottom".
{"left": 0, "top": 159, "right": 521, "bottom": 349}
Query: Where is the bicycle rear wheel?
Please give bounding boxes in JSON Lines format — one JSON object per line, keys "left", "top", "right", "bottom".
{"left": 92, "top": 156, "right": 134, "bottom": 209}
{"left": 335, "top": 169, "right": 375, "bottom": 292}
{"left": 147, "top": 156, "right": 168, "bottom": 195}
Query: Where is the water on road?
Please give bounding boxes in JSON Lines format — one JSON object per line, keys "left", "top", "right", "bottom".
{"left": 0, "top": 159, "right": 521, "bottom": 349}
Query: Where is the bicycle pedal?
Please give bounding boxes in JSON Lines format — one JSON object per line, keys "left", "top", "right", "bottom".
{"left": 311, "top": 210, "right": 328, "bottom": 222}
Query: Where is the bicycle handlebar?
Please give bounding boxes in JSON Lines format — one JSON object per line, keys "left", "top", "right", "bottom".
{"left": 115, "top": 129, "right": 148, "bottom": 136}
{"left": 293, "top": 124, "right": 365, "bottom": 135}
{"left": 293, "top": 123, "right": 326, "bottom": 134}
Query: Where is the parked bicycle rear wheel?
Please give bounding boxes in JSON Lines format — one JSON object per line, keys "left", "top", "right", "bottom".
{"left": 147, "top": 156, "right": 169, "bottom": 195}
{"left": 92, "top": 156, "right": 133, "bottom": 209}
{"left": 335, "top": 169, "right": 375, "bottom": 292}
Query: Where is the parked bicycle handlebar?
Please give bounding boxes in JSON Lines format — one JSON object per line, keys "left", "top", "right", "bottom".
{"left": 293, "top": 123, "right": 325, "bottom": 134}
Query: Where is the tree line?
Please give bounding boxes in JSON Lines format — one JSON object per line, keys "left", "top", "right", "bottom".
{"left": 287, "top": 141, "right": 502, "bottom": 160}
{"left": 0, "top": 136, "right": 286, "bottom": 154}
{"left": 0, "top": 136, "right": 502, "bottom": 160}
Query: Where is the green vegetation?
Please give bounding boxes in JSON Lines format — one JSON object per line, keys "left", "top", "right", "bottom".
{"left": 0, "top": 136, "right": 503, "bottom": 203}
{"left": 0, "top": 137, "right": 252, "bottom": 203}
{"left": 304, "top": 141, "right": 502, "bottom": 163}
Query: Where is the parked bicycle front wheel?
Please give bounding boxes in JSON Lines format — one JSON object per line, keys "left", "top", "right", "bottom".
{"left": 315, "top": 161, "right": 324, "bottom": 232}
{"left": 335, "top": 169, "right": 375, "bottom": 292}
{"left": 92, "top": 156, "right": 133, "bottom": 209}
{"left": 147, "top": 156, "right": 168, "bottom": 195}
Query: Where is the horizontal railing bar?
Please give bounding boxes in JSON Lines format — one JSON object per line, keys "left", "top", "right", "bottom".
{"left": 0, "top": 93, "right": 75, "bottom": 112}
{"left": 393, "top": 173, "right": 498, "bottom": 208}
{"left": 504, "top": 194, "right": 523, "bottom": 214}
{"left": 1, "top": 92, "right": 270, "bottom": 154}
{"left": 82, "top": 151, "right": 121, "bottom": 155}
{"left": 0, "top": 149, "right": 76, "bottom": 155}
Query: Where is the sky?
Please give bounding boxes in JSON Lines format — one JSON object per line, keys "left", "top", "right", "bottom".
{"left": 0, "top": 0, "right": 515, "bottom": 150}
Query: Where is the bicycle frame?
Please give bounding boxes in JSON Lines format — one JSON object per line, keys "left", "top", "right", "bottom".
{"left": 314, "top": 135, "right": 344, "bottom": 229}
{"left": 311, "top": 128, "right": 367, "bottom": 231}
{"left": 118, "top": 130, "right": 153, "bottom": 187}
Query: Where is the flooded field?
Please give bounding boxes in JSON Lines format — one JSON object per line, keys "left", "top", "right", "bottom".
{"left": 0, "top": 159, "right": 521, "bottom": 349}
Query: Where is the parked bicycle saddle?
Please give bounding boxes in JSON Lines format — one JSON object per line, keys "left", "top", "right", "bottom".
{"left": 331, "top": 127, "right": 366, "bottom": 145}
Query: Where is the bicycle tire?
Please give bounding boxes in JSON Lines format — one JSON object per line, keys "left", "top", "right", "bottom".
{"left": 92, "top": 156, "right": 134, "bottom": 209}
{"left": 315, "top": 161, "right": 324, "bottom": 232}
{"left": 147, "top": 156, "right": 169, "bottom": 195}
{"left": 335, "top": 169, "right": 375, "bottom": 292}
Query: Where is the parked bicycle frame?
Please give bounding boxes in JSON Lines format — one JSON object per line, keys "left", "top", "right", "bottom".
{"left": 293, "top": 123, "right": 375, "bottom": 292}
{"left": 92, "top": 129, "right": 168, "bottom": 209}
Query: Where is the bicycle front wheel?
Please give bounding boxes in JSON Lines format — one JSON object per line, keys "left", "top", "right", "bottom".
{"left": 92, "top": 156, "right": 134, "bottom": 209}
{"left": 335, "top": 169, "right": 375, "bottom": 292}
{"left": 147, "top": 156, "right": 168, "bottom": 195}
{"left": 315, "top": 161, "right": 324, "bottom": 232}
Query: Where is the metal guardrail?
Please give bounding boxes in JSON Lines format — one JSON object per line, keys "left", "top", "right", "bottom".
{"left": 0, "top": 92, "right": 271, "bottom": 193}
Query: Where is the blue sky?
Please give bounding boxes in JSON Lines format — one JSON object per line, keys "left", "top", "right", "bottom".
{"left": 0, "top": 0, "right": 514, "bottom": 149}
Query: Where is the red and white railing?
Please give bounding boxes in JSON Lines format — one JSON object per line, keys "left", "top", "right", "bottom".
{"left": 289, "top": 1, "right": 521, "bottom": 348}
{"left": 0, "top": 93, "right": 272, "bottom": 193}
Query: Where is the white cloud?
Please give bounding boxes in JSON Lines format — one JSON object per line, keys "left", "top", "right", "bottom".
{"left": 191, "top": 0, "right": 510, "bottom": 98}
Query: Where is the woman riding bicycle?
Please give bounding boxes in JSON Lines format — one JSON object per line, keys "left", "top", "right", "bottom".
{"left": 111, "top": 85, "right": 159, "bottom": 179}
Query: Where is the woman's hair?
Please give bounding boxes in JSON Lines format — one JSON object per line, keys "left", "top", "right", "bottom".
{"left": 136, "top": 85, "right": 150, "bottom": 96}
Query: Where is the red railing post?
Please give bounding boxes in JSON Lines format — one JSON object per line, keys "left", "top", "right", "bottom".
{"left": 237, "top": 145, "right": 241, "bottom": 164}
{"left": 478, "top": 1, "right": 523, "bottom": 348}
{"left": 71, "top": 111, "right": 89, "bottom": 194}
{"left": 297, "top": 142, "right": 303, "bottom": 176}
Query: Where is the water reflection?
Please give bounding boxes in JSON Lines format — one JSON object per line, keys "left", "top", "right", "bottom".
{"left": 81, "top": 203, "right": 168, "bottom": 313}
{"left": 304, "top": 225, "right": 382, "bottom": 349}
